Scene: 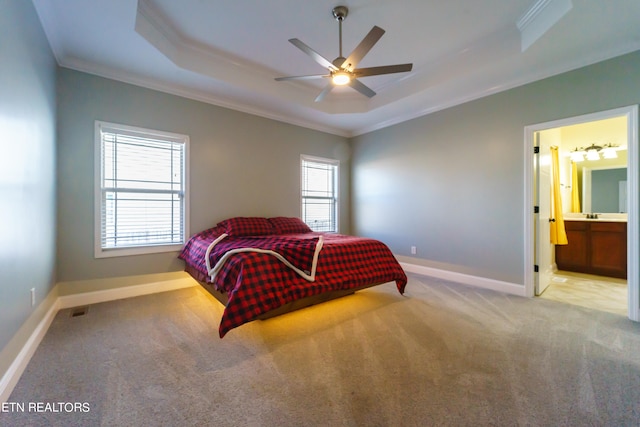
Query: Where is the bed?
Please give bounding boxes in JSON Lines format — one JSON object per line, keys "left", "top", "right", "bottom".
{"left": 179, "top": 216, "right": 408, "bottom": 337}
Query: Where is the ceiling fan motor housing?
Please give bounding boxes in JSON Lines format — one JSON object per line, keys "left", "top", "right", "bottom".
{"left": 333, "top": 57, "right": 348, "bottom": 68}
{"left": 332, "top": 6, "right": 348, "bottom": 21}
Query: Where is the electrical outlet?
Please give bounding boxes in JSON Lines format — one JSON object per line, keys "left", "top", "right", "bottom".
{"left": 31, "top": 288, "right": 35, "bottom": 307}
{"left": 410, "top": 246, "right": 417, "bottom": 255}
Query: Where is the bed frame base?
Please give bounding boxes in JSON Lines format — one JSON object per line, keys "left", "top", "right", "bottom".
{"left": 197, "top": 280, "right": 385, "bottom": 320}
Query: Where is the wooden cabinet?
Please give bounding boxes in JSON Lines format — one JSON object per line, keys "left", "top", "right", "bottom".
{"left": 555, "top": 220, "right": 627, "bottom": 279}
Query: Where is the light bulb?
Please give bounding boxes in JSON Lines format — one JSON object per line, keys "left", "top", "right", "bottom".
{"left": 602, "top": 147, "right": 617, "bottom": 159}
{"left": 332, "top": 72, "right": 351, "bottom": 85}
{"left": 570, "top": 151, "right": 584, "bottom": 162}
{"left": 586, "top": 149, "right": 599, "bottom": 161}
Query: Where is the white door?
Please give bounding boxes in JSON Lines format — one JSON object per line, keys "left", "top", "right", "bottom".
{"left": 534, "top": 131, "right": 553, "bottom": 295}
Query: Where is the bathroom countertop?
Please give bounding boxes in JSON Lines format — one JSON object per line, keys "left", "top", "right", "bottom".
{"left": 563, "top": 213, "right": 627, "bottom": 222}
{"left": 564, "top": 218, "right": 627, "bottom": 222}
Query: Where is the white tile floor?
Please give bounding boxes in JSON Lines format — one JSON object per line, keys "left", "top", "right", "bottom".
{"left": 538, "top": 270, "right": 627, "bottom": 316}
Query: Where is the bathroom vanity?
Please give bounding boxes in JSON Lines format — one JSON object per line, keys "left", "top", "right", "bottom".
{"left": 555, "top": 218, "right": 627, "bottom": 279}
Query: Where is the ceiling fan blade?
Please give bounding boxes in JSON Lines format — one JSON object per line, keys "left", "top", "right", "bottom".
{"left": 341, "top": 26, "right": 385, "bottom": 70}
{"left": 348, "top": 78, "right": 376, "bottom": 98}
{"left": 275, "top": 74, "right": 328, "bottom": 81}
{"left": 289, "top": 38, "right": 338, "bottom": 71}
{"left": 314, "top": 84, "right": 334, "bottom": 102}
{"left": 354, "top": 63, "right": 413, "bottom": 78}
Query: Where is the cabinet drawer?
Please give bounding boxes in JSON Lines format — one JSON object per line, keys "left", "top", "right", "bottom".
{"left": 590, "top": 222, "right": 626, "bottom": 233}
{"left": 564, "top": 221, "right": 588, "bottom": 231}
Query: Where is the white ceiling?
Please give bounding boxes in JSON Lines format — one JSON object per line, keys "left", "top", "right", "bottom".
{"left": 32, "top": 0, "right": 640, "bottom": 137}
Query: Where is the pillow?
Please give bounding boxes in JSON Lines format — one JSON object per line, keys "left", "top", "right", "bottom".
{"left": 217, "top": 217, "right": 274, "bottom": 236}
{"left": 268, "top": 217, "right": 313, "bottom": 234}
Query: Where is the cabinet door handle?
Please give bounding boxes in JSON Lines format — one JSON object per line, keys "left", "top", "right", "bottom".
{"left": 549, "top": 218, "right": 556, "bottom": 223}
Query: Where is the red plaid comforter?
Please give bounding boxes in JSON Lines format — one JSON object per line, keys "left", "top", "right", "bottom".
{"left": 179, "top": 227, "right": 407, "bottom": 337}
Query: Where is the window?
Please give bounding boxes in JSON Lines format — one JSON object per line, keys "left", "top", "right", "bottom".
{"left": 95, "top": 121, "right": 189, "bottom": 257}
{"left": 301, "top": 155, "right": 339, "bottom": 232}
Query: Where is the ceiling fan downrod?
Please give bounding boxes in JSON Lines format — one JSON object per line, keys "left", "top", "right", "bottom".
{"left": 333, "top": 6, "right": 348, "bottom": 64}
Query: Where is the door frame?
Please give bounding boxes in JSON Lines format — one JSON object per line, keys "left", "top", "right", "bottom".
{"left": 523, "top": 105, "right": 639, "bottom": 321}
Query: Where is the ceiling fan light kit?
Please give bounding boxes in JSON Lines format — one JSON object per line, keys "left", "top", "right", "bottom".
{"left": 332, "top": 71, "right": 351, "bottom": 85}
{"left": 275, "top": 6, "right": 413, "bottom": 101}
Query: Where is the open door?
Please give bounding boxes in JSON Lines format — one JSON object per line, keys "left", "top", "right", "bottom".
{"left": 534, "top": 131, "right": 554, "bottom": 295}
{"left": 525, "top": 105, "right": 638, "bottom": 322}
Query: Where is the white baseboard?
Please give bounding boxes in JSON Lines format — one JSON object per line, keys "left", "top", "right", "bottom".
{"left": 0, "top": 273, "right": 197, "bottom": 403}
{"left": 57, "top": 276, "right": 196, "bottom": 309}
{"left": 400, "top": 262, "right": 527, "bottom": 297}
{"left": 0, "top": 297, "right": 58, "bottom": 403}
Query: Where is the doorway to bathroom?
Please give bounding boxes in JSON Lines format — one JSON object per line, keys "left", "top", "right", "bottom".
{"left": 524, "top": 105, "right": 639, "bottom": 321}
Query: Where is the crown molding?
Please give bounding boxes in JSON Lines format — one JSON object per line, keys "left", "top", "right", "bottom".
{"left": 517, "top": 0, "right": 573, "bottom": 52}
{"left": 352, "top": 41, "right": 640, "bottom": 137}
{"left": 58, "top": 56, "right": 352, "bottom": 137}
{"left": 59, "top": 34, "right": 640, "bottom": 141}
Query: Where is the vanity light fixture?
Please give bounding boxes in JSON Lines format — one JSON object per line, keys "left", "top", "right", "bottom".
{"left": 569, "top": 143, "right": 619, "bottom": 162}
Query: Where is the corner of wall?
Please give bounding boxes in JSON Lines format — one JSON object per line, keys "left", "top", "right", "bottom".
{"left": 0, "top": 284, "right": 60, "bottom": 403}
{"left": 0, "top": 271, "right": 198, "bottom": 403}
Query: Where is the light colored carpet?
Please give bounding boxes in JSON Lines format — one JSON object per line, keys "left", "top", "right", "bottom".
{"left": 5, "top": 274, "right": 640, "bottom": 426}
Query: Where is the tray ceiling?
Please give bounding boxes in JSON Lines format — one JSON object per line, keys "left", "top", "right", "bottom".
{"left": 32, "top": 0, "right": 640, "bottom": 136}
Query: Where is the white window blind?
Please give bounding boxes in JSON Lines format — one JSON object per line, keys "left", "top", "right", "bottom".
{"left": 301, "top": 156, "right": 338, "bottom": 232}
{"left": 95, "top": 122, "right": 188, "bottom": 257}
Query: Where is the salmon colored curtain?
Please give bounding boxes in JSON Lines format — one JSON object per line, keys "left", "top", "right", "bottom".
{"left": 550, "top": 146, "right": 568, "bottom": 245}
{"left": 570, "top": 161, "right": 581, "bottom": 213}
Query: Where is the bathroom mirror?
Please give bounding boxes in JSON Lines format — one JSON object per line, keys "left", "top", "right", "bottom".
{"left": 581, "top": 164, "right": 628, "bottom": 213}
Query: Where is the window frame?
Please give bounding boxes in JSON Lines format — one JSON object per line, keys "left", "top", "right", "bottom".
{"left": 94, "top": 121, "right": 189, "bottom": 258}
{"left": 300, "top": 154, "right": 339, "bottom": 233}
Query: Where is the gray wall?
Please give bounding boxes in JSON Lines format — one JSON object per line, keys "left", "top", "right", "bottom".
{"left": 0, "top": 1, "right": 57, "bottom": 351}
{"left": 351, "top": 51, "right": 640, "bottom": 285}
{"left": 57, "top": 69, "right": 350, "bottom": 282}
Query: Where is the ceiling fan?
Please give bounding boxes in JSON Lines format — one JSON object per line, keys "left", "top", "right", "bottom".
{"left": 275, "top": 6, "right": 413, "bottom": 102}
